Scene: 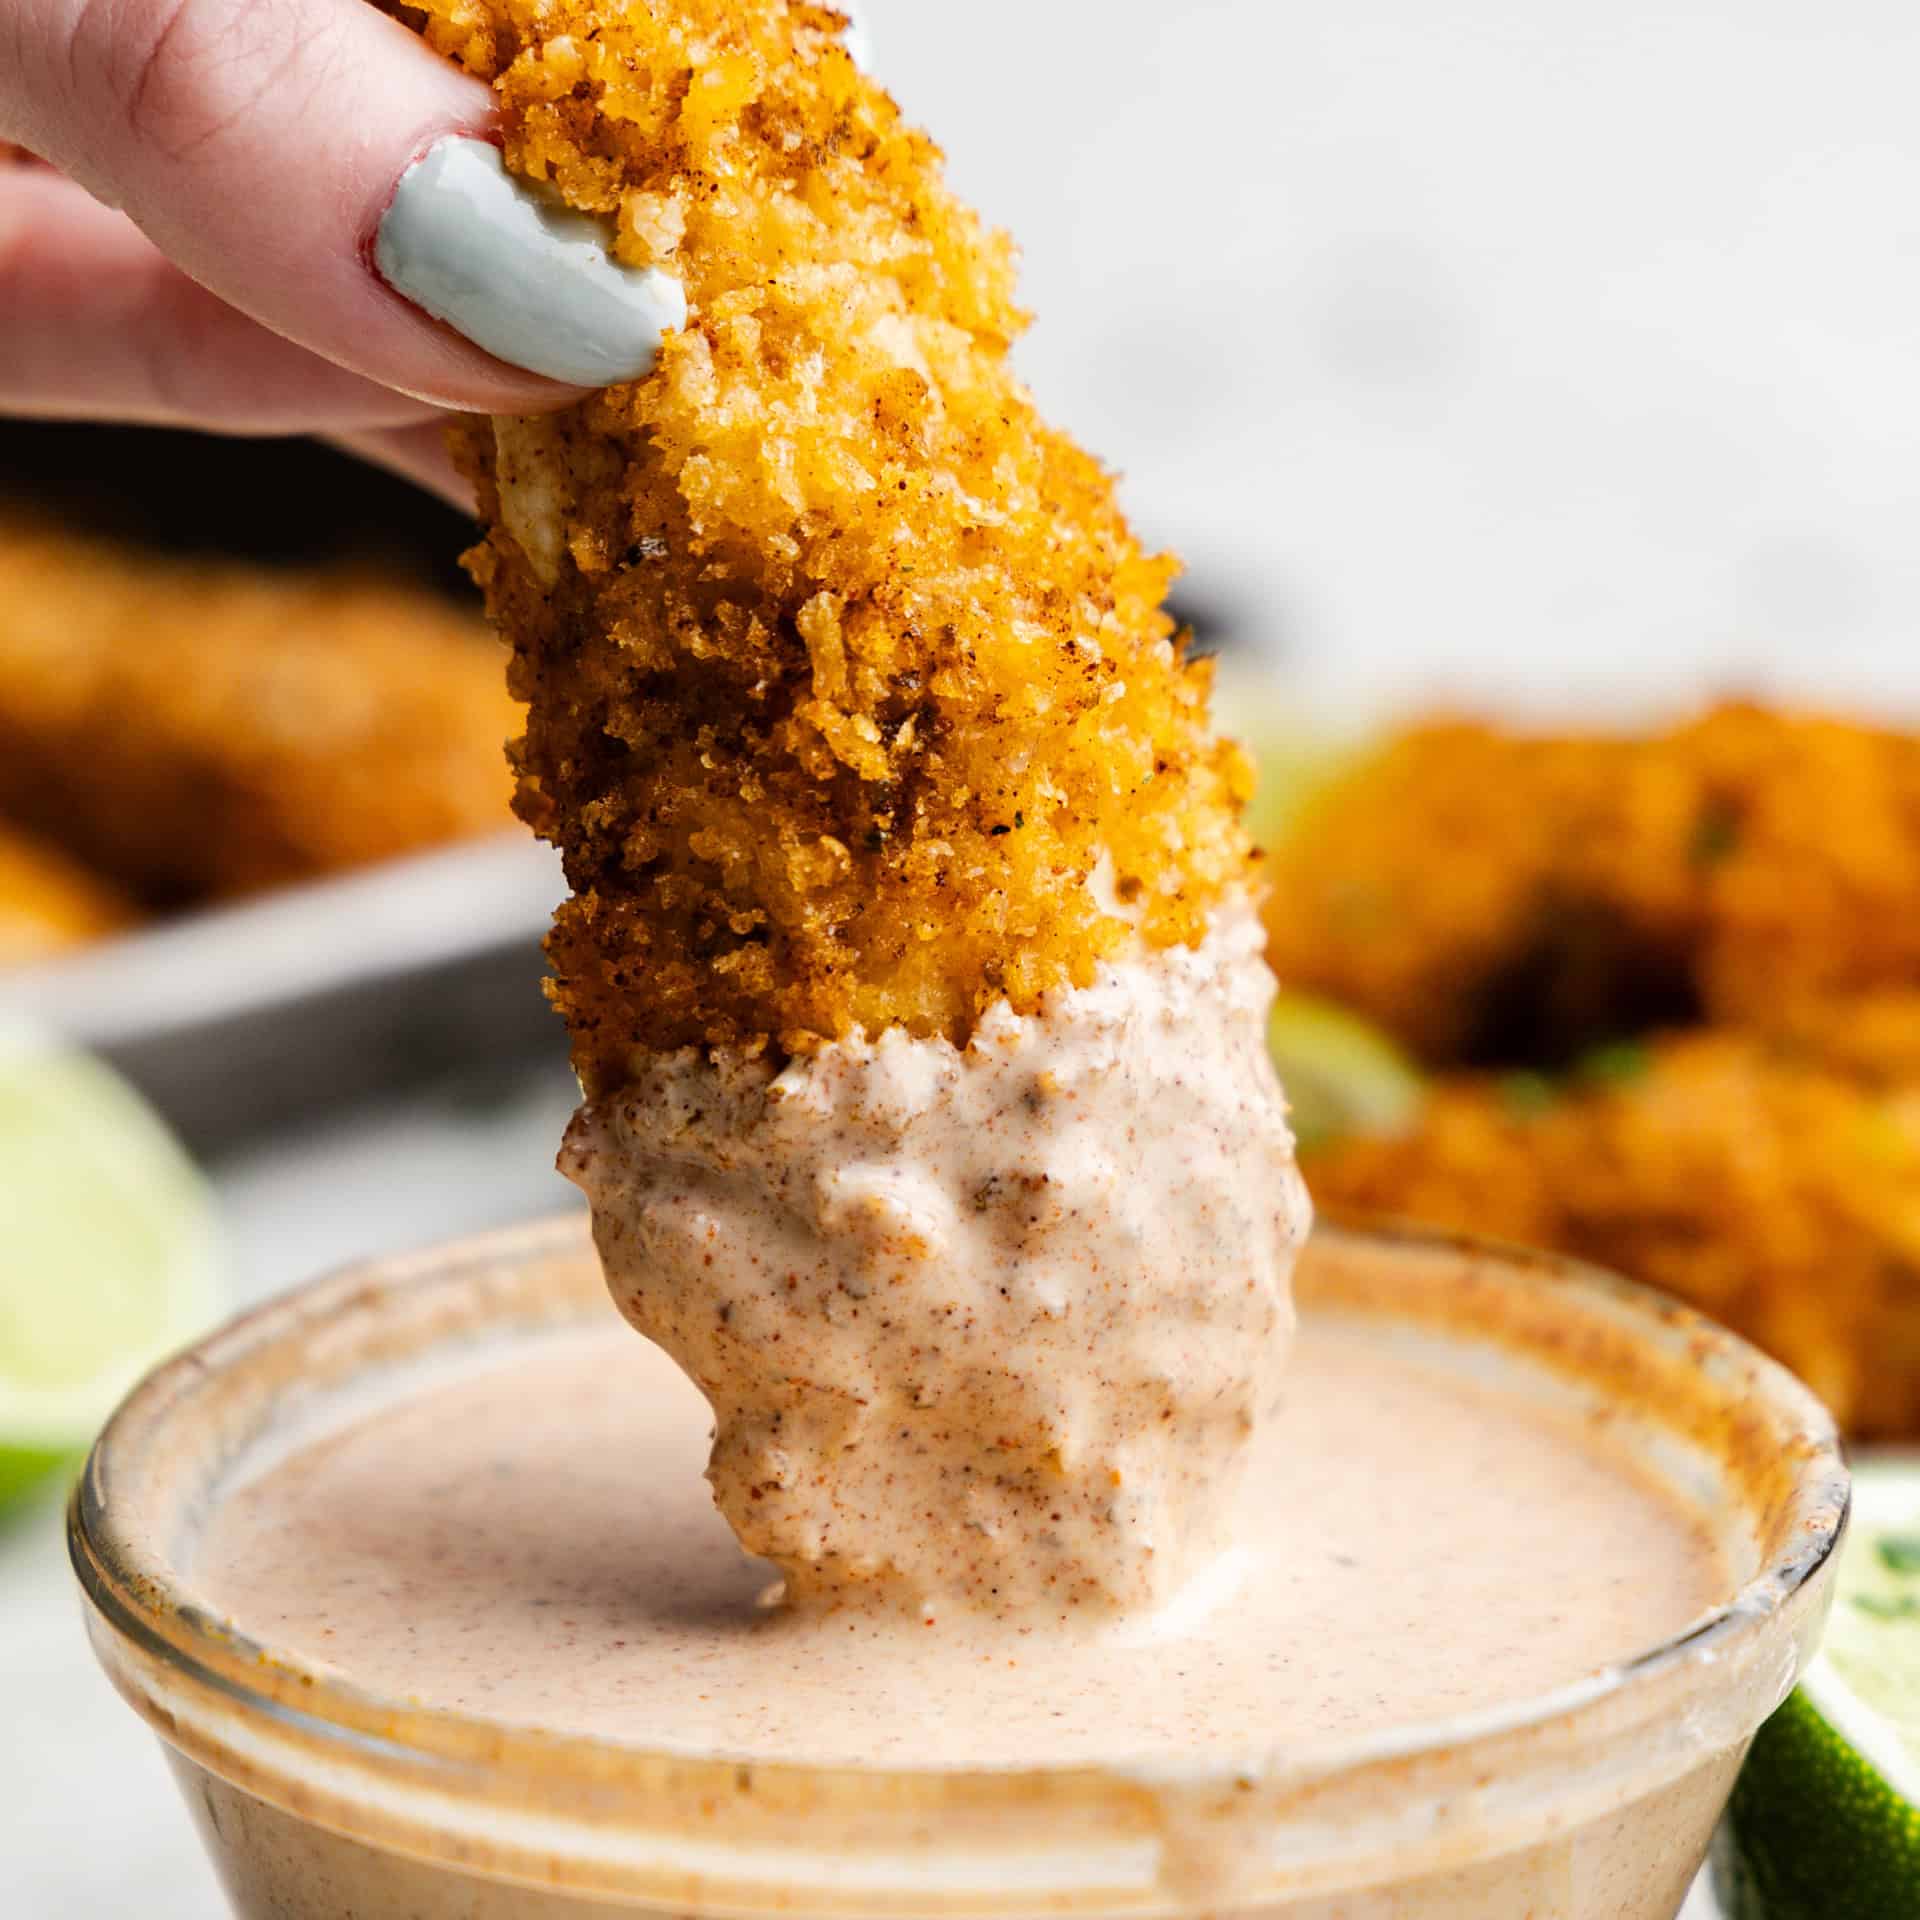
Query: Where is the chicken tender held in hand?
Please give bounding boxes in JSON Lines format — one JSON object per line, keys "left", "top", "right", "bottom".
{"left": 422, "top": 0, "right": 1255, "bottom": 1086}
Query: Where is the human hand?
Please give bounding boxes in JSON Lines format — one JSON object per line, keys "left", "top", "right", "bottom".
{"left": 0, "top": 0, "right": 683, "bottom": 507}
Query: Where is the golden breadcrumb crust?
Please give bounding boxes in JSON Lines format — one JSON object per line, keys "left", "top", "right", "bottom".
{"left": 1308, "top": 1028, "right": 1920, "bottom": 1440}
{"left": 407, "top": 0, "right": 1253, "bottom": 1084}
{"left": 1264, "top": 703, "right": 1920, "bottom": 1066}
{"left": 0, "top": 820, "right": 134, "bottom": 966}
{"left": 0, "top": 519, "right": 517, "bottom": 906}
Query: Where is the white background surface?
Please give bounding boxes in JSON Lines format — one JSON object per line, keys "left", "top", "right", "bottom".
{"left": 8, "top": 0, "right": 1910, "bottom": 1907}
{"left": 890, "top": 0, "right": 1920, "bottom": 719}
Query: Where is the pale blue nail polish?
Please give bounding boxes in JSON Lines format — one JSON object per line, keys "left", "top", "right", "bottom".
{"left": 377, "top": 136, "right": 685, "bottom": 388}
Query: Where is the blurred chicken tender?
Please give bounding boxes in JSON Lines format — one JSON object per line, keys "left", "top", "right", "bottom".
{"left": 1269, "top": 699, "right": 1920, "bottom": 1436}
{"left": 0, "top": 520, "right": 516, "bottom": 905}
{"left": 1309, "top": 1031, "right": 1920, "bottom": 1438}
{"left": 0, "top": 821, "right": 133, "bottom": 965}
{"left": 416, "top": 0, "right": 1253, "bottom": 1086}
{"left": 1265, "top": 704, "right": 1920, "bottom": 1067}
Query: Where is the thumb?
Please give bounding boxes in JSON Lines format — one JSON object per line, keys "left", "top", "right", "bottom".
{"left": 0, "top": 0, "right": 616, "bottom": 412}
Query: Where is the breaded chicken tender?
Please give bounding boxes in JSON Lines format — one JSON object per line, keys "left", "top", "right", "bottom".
{"left": 411, "top": 0, "right": 1254, "bottom": 1085}
{"left": 1265, "top": 703, "right": 1920, "bottom": 1067}
{"left": 1307, "top": 1030, "right": 1920, "bottom": 1439}
{"left": 0, "top": 820, "right": 134, "bottom": 965}
{"left": 0, "top": 519, "right": 517, "bottom": 906}
{"left": 1648, "top": 703, "right": 1920, "bottom": 1026}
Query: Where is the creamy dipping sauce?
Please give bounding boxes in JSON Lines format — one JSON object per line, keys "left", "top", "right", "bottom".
{"left": 186, "top": 1308, "right": 1726, "bottom": 1771}
{"left": 566, "top": 905, "right": 1311, "bottom": 1621}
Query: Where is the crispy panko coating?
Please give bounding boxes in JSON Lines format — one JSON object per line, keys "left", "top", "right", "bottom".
{"left": 0, "top": 519, "right": 517, "bottom": 906}
{"left": 411, "top": 0, "right": 1253, "bottom": 1084}
{"left": 1308, "top": 1031, "right": 1920, "bottom": 1439}
{"left": 0, "top": 820, "right": 135, "bottom": 966}
{"left": 1265, "top": 703, "right": 1920, "bottom": 1067}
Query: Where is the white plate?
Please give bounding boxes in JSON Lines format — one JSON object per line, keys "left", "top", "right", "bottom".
{"left": 0, "top": 835, "right": 567, "bottom": 1148}
{"left": 1681, "top": 1873, "right": 1720, "bottom": 1918}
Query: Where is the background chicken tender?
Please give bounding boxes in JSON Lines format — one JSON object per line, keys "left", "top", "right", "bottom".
{"left": 0, "top": 519, "right": 517, "bottom": 907}
{"left": 1265, "top": 703, "right": 1920, "bottom": 1068}
{"left": 413, "top": 0, "right": 1255, "bottom": 1084}
{"left": 1264, "top": 699, "right": 1920, "bottom": 1437}
{"left": 1260, "top": 722, "right": 1639, "bottom": 1064}
{"left": 1309, "top": 1031, "right": 1920, "bottom": 1437}
{"left": 0, "top": 821, "right": 134, "bottom": 966}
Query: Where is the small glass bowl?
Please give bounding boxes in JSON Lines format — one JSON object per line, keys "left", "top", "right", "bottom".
{"left": 71, "top": 1217, "right": 1848, "bottom": 1919}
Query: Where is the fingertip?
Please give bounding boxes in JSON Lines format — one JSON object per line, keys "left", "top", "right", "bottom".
{"left": 329, "top": 421, "right": 476, "bottom": 515}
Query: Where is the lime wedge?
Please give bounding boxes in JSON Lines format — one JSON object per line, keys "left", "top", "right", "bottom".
{"left": 1245, "top": 732, "right": 1366, "bottom": 854}
{"left": 0, "top": 1027, "right": 218, "bottom": 1514}
{"left": 1205, "top": 666, "right": 1371, "bottom": 855}
{"left": 1715, "top": 1454, "right": 1920, "bottom": 1917}
{"left": 1267, "top": 992, "right": 1424, "bottom": 1151}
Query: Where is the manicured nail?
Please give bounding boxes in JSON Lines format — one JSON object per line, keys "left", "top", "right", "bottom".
{"left": 376, "top": 136, "right": 685, "bottom": 388}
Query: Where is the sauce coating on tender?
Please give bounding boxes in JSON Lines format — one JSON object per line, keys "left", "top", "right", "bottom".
{"left": 567, "top": 907, "right": 1308, "bottom": 1618}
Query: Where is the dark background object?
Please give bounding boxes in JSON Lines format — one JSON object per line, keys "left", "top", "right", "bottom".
{"left": 0, "top": 421, "right": 478, "bottom": 594}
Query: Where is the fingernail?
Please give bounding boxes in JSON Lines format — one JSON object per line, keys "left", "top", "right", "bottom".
{"left": 376, "top": 136, "right": 685, "bottom": 388}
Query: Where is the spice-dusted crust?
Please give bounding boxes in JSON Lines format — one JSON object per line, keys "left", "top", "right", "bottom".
{"left": 410, "top": 0, "right": 1254, "bottom": 1085}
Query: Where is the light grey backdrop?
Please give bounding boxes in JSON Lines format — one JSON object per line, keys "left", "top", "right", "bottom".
{"left": 890, "top": 0, "right": 1920, "bottom": 719}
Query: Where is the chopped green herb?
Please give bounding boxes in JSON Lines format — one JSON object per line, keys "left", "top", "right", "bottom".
{"left": 1852, "top": 1592, "right": 1920, "bottom": 1621}
{"left": 1878, "top": 1533, "right": 1920, "bottom": 1575}
{"left": 1578, "top": 1040, "right": 1652, "bottom": 1088}
{"left": 1499, "top": 1071, "right": 1559, "bottom": 1119}
{"left": 1689, "top": 804, "right": 1740, "bottom": 868}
